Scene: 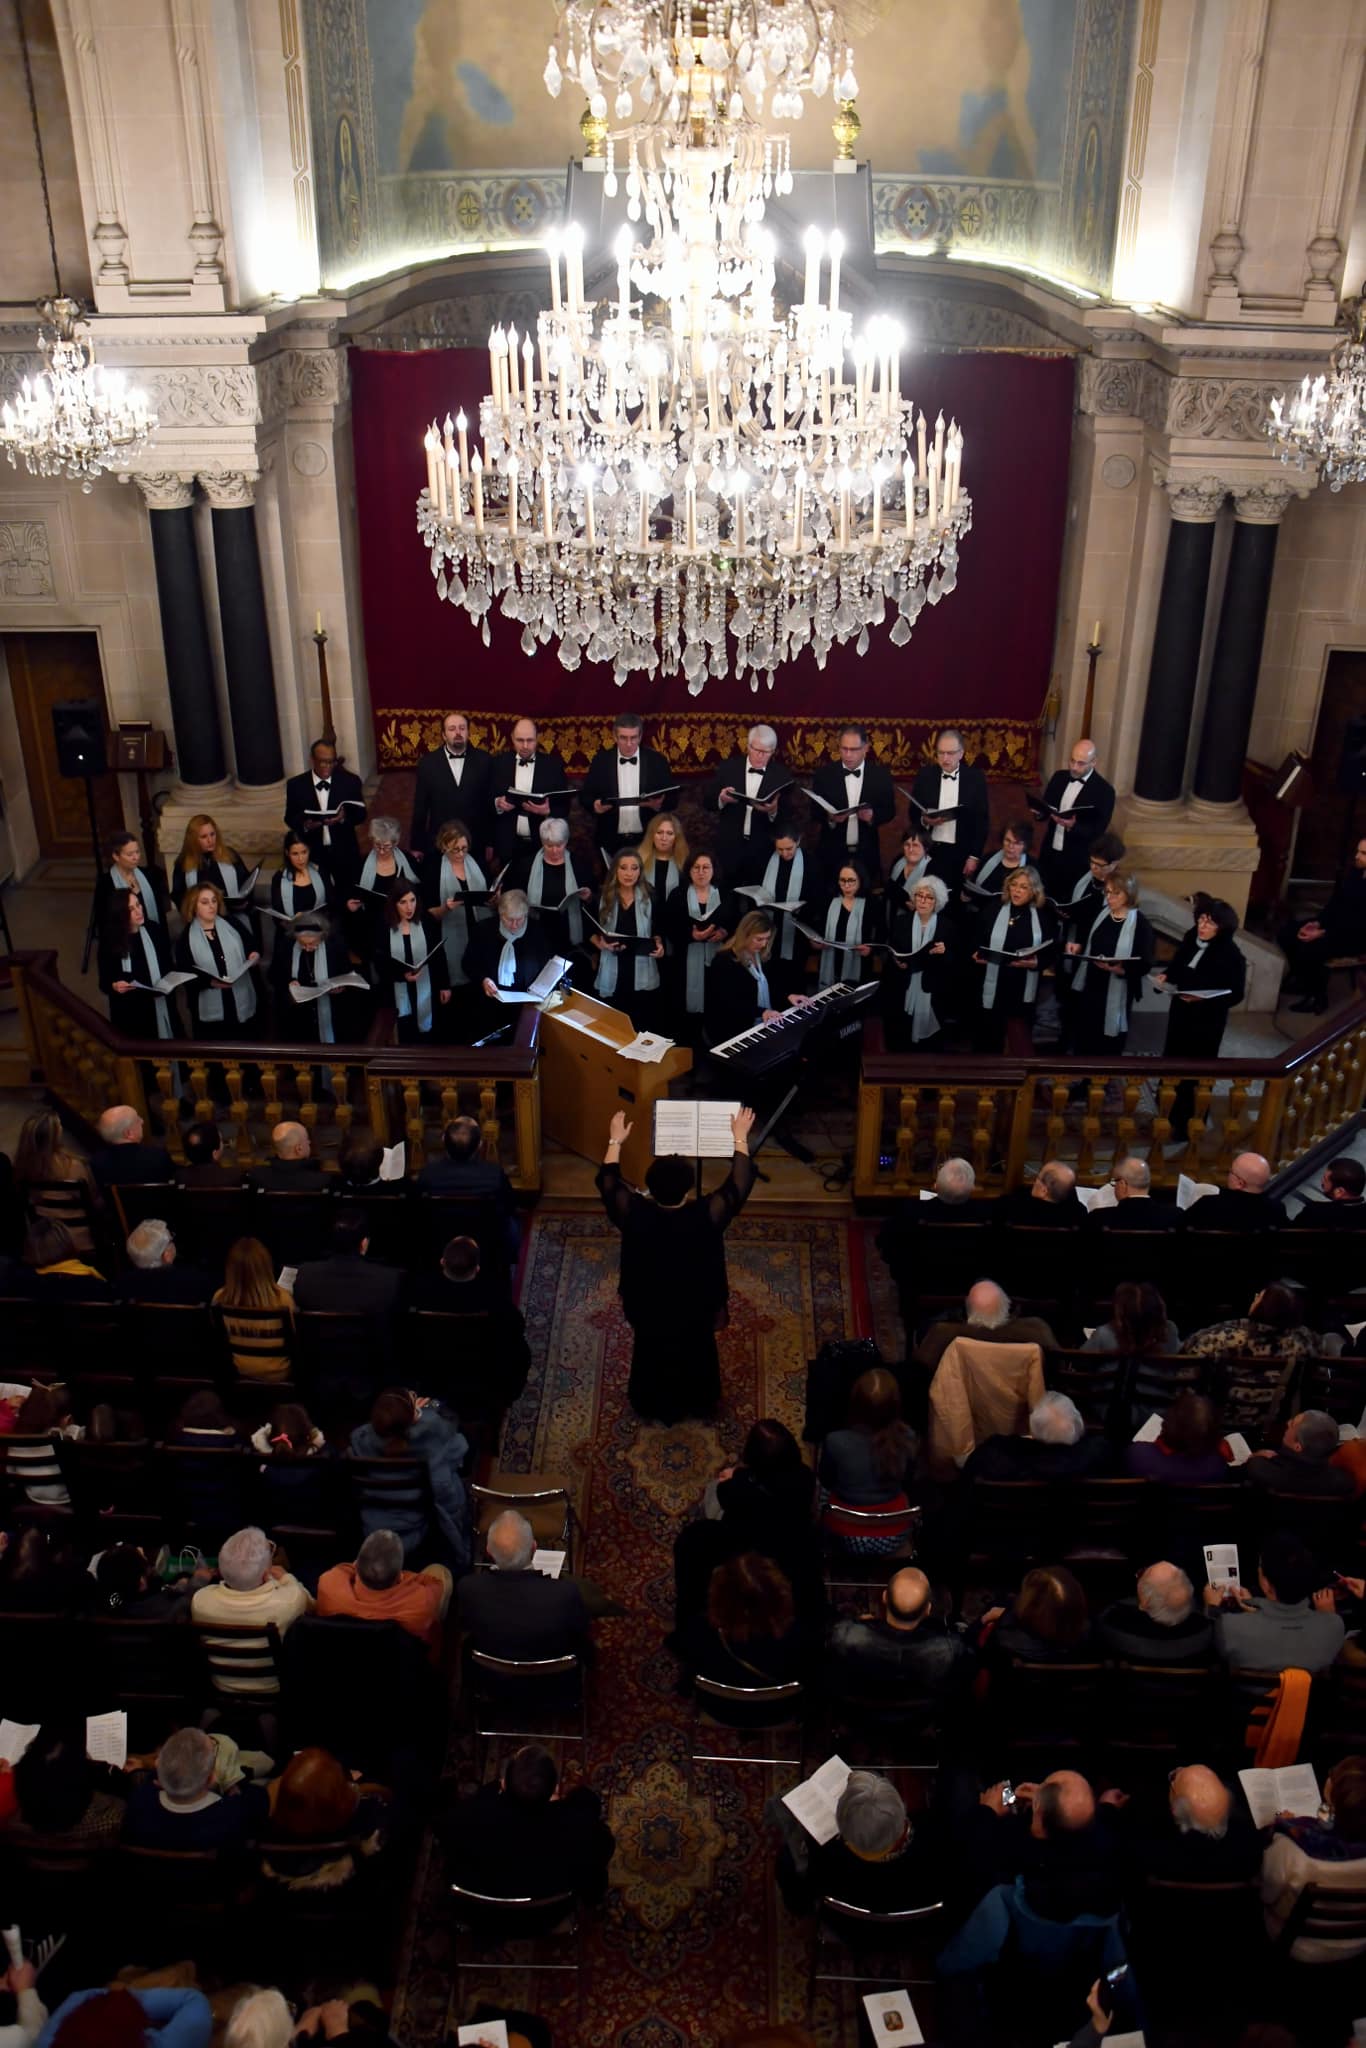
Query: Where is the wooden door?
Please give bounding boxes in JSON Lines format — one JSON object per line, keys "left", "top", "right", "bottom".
{"left": 1296, "top": 650, "right": 1366, "bottom": 884}
{"left": 4, "top": 632, "right": 123, "bottom": 858}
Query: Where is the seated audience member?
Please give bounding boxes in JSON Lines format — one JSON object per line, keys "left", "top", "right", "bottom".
{"left": 1203, "top": 1530, "right": 1344, "bottom": 1673}
{"left": 1292, "top": 1153, "right": 1366, "bottom": 1227}
{"left": 1242, "top": 1408, "right": 1354, "bottom": 1496}
{"left": 1084, "top": 1279, "right": 1181, "bottom": 1358}
{"left": 939, "top": 1768, "right": 1121, "bottom": 1933}
{"left": 415, "top": 1116, "right": 519, "bottom": 1261}
{"left": 1085, "top": 1155, "right": 1181, "bottom": 1230}
{"left": 876, "top": 1157, "right": 983, "bottom": 1280}
{"left": 88, "top": 1104, "right": 173, "bottom": 1188}
{"left": 10, "top": 1384, "right": 82, "bottom": 1502}
{"left": 995, "top": 1160, "right": 1087, "bottom": 1226}
{"left": 13, "top": 1109, "right": 99, "bottom": 1252}
{"left": 166, "top": 1387, "right": 243, "bottom": 1449}
{"left": 41, "top": 1984, "right": 213, "bottom": 2047}
{"left": 317, "top": 1528, "right": 450, "bottom": 1657}
{"left": 6, "top": 1723, "right": 124, "bottom": 1843}
{"left": 350, "top": 1387, "right": 470, "bottom": 1568}
{"left": 457, "top": 1508, "right": 590, "bottom": 1660}
{"left": 292, "top": 1207, "right": 402, "bottom": 1315}
{"left": 1098, "top": 1562, "right": 1214, "bottom": 1664}
{"left": 0, "top": 1525, "right": 90, "bottom": 1612}
{"left": 222, "top": 1990, "right": 297, "bottom": 2048}
{"left": 407, "top": 1231, "right": 506, "bottom": 1314}
{"left": 213, "top": 1236, "right": 296, "bottom": 1380}
{"left": 915, "top": 1280, "right": 1060, "bottom": 1374}
{"left": 984, "top": 1565, "right": 1096, "bottom": 1664}
{"left": 1124, "top": 1392, "right": 1232, "bottom": 1484}
{"left": 93, "top": 1543, "right": 198, "bottom": 1620}
{"left": 1184, "top": 1151, "right": 1284, "bottom": 1231}
{"left": 118, "top": 1217, "right": 212, "bottom": 1304}
{"left": 176, "top": 1120, "right": 245, "bottom": 1186}
{"left": 1184, "top": 1283, "right": 1320, "bottom": 1365}
{"left": 406, "top": 1236, "right": 531, "bottom": 1408}
{"left": 827, "top": 1566, "right": 975, "bottom": 1702}
{"left": 784, "top": 1770, "right": 941, "bottom": 1914}
{"left": 438, "top": 1741, "right": 615, "bottom": 1904}
{"left": 673, "top": 1419, "right": 821, "bottom": 1626}
{"left": 251, "top": 1120, "right": 329, "bottom": 1190}
{"left": 260, "top": 1745, "right": 390, "bottom": 1896}
{"left": 22, "top": 1221, "right": 110, "bottom": 1301}
{"left": 123, "top": 1725, "right": 267, "bottom": 1849}
{"left": 337, "top": 1136, "right": 400, "bottom": 1195}
{"left": 964, "top": 1391, "right": 1113, "bottom": 1482}
{"left": 1262, "top": 1755, "right": 1366, "bottom": 1960}
{"left": 819, "top": 1368, "right": 918, "bottom": 1552}
{"left": 672, "top": 1552, "right": 811, "bottom": 1689}
{"left": 251, "top": 1402, "right": 333, "bottom": 1529}
{"left": 191, "top": 1524, "right": 314, "bottom": 1692}
{"left": 1120, "top": 1763, "right": 1262, "bottom": 1884}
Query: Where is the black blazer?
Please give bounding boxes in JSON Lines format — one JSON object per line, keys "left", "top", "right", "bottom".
{"left": 488, "top": 748, "right": 573, "bottom": 864}
{"left": 284, "top": 765, "right": 366, "bottom": 880}
{"left": 1036, "top": 768, "right": 1116, "bottom": 869}
{"left": 98, "top": 918, "right": 178, "bottom": 1042}
{"left": 292, "top": 1251, "right": 403, "bottom": 1315}
{"left": 907, "top": 762, "right": 989, "bottom": 867}
{"left": 1161, "top": 926, "right": 1246, "bottom": 1060}
{"left": 578, "top": 744, "right": 678, "bottom": 853}
{"left": 809, "top": 757, "right": 896, "bottom": 874}
{"left": 704, "top": 949, "right": 769, "bottom": 1045}
{"left": 411, "top": 746, "right": 496, "bottom": 859}
{"left": 703, "top": 754, "right": 799, "bottom": 872}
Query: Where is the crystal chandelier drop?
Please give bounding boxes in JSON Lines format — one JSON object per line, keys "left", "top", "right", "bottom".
{"left": 416, "top": 1, "right": 970, "bottom": 691}
{"left": 1266, "top": 284, "right": 1366, "bottom": 491}
{"left": 0, "top": 0, "right": 156, "bottom": 492}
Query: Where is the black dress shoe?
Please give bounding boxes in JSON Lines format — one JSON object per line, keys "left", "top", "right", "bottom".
{"left": 1289, "top": 994, "right": 1328, "bottom": 1014}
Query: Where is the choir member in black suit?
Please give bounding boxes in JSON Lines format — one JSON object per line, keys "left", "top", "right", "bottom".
{"left": 489, "top": 715, "right": 573, "bottom": 868}
{"left": 635, "top": 811, "right": 688, "bottom": 912}
{"left": 269, "top": 911, "right": 367, "bottom": 1046}
{"left": 906, "top": 728, "right": 989, "bottom": 889}
{"left": 703, "top": 722, "right": 798, "bottom": 884}
{"left": 1065, "top": 872, "right": 1155, "bottom": 1059}
{"left": 1279, "top": 834, "right": 1366, "bottom": 1014}
{"left": 589, "top": 850, "right": 665, "bottom": 1031}
{"left": 664, "top": 848, "right": 734, "bottom": 1042}
{"left": 971, "top": 866, "right": 1057, "bottom": 1054}
{"left": 462, "top": 889, "right": 555, "bottom": 1039}
{"left": 428, "top": 816, "right": 496, "bottom": 1033}
{"left": 1156, "top": 896, "right": 1247, "bottom": 1139}
{"left": 577, "top": 710, "right": 678, "bottom": 859}
{"left": 809, "top": 858, "right": 881, "bottom": 989}
{"left": 92, "top": 829, "right": 168, "bottom": 942}
{"left": 884, "top": 827, "right": 951, "bottom": 925}
{"left": 379, "top": 879, "right": 449, "bottom": 1044}
{"left": 410, "top": 712, "right": 495, "bottom": 864}
{"left": 284, "top": 738, "right": 367, "bottom": 889}
{"left": 99, "top": 890, "right": 181, "bottom": 1042}
{"left": 1031, "top": 738, "right": 1117, "bottom": 901}
{"left": 512, "top": 816, "right": 594, "bottom": 961}
{"left": 270, "top": 833, "right": 328, "bottom": 918}
{"left": 172, "top": 814, "right": 256, "bottom": 944}
{"left": 808, "top": 724, "right": 897, "bottom": 882}
{"left": 884, "top": 874, "right": 954, "bottom": 1051}
{"left": 175, "top": 882, "right": 262, "bottom": 1039}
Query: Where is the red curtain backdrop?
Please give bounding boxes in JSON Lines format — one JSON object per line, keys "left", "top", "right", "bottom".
{"left": 350, "top": 345, "right": 1075, "bottom": 778}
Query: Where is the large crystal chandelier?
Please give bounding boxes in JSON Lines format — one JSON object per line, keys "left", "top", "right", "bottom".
{"left": 0, "top": 0, "right": 156, "bottom": 492}
{"left": 416, "top": 0, "right": 970, "bottom": 692}
{"left": 1266, "top": 284, "right": 1366, "bottom": 491}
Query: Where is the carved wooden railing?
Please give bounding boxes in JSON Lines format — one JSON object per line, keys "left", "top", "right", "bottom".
{"left": 855, "top": 1002, "right": 1366, "bottom": 1199}
{"left": 5, "top": 952, "right": 543, "bottom": 1190}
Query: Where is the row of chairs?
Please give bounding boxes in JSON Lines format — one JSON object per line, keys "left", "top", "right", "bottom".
{"left": 1041, "top": 1346, "right": 1366, "bottom": 1436}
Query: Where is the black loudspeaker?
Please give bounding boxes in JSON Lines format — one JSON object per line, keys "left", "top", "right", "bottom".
{"left": 1337, "top": 715, "right": 1366, "bottom": 796}
{"left": 52, "top": 699, "right": 107, "bottom": 778}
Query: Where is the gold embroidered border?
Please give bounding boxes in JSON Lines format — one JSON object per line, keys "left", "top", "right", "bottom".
{"left": 374, "top": 712, "right": 1040, "bottom": 781}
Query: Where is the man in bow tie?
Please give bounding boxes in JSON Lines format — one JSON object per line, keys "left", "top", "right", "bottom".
{"left": 809, "top": 723, "right": 897, "bottom": 885}
{"left": 284, "top": 738, "right": 367, "bottom": 889}
{"left": 704, "top": 722, "right": 799, "bottom": 883}
{"left": 1034, "top": 737, "right": 1117, "bottom": 901}
{"left": 906, "top": 728, "right": 989, "bottom": 890}
{"left": 490, "top": 715, "right": 573, "bottom": 866}
{"left": 578, "top": 711, "right": 678, "bottom": 857}
{"left": 411, "top": 710, "right": 495, "bottom": 864}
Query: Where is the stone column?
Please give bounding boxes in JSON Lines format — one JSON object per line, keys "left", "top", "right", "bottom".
{"left": 198, "top": 471, "right": 285, "bottom": 789}
{"left": 1131, "top": 474, "right": 1229, "bottom": 806}
{"left": 1191, "top": 480, "right": 1297, "bottom": 809}
{"left": 135, "top": 471, "right": 228, "bottom": 791}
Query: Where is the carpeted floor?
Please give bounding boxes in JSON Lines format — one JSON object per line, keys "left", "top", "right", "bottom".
{"left": 392, "top": 1209, "right": 871, "bottom": 2048}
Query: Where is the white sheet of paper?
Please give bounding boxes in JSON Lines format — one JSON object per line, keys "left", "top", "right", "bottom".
{"left": 530, "top": 1550, "right": 566, "bottom": 1579}
{"left": 1083, "top": 1327, "right": 1097, "bottom": 1340}
{"left": 0, "top": 1721, "right": 38, "bottom": 1766}
{"left": 1177, "top": 1173, "right": 1219, "bottom": 1211}
{"left": 291, "top": 972, "right": 369, "bottom": 1002}
{"left": 697, "top": 1101, "right": 740, "bottom": 1157}
{"left": 620, "top": 1032, "right": 674, "bottom": 1063}
{"left": 1238, "top": 1763, "right": 1321, "bottom": 1831}
{"left": 782, "top": 1753, "right": 851, "bottom": 1845}
{"left": 379, "top": 1142, "right": 405, "bottom": 1182}
{"left": 1132, "top": 1412, "right": 1162, "bottom": 1443}
{"left": 86, "top": 1710, "right": 127, "bottom": 1768}
{"left": 457, "top": 2024, "right": 509, "bottom": 2048}
{"left": 229, "top": 864, "right": 261, "bottom": 900}
{"left": 863, "top": 1990, "right": 924, "bottom": 2045}
{"left": 529, "top": 955, "right": 572, "bottom": 1000}
{"left": 1204, "top": 1541, "right": 1240, "bottom": 1587}
{"left": 277, "top": 1265, "right": 298, "bottom": 1293}
{"left": 653, "top": 1100, "right": 741, "bottom": 1158}
{"left": 0, "top": 1929, "right": 21, "bottom": 1973}
{"left": 1224, "top": 1433, "right": 1252, "bottom": 1466}
{"left": 132, "top": 970, "right": 196, "bottom": 994}
{"left": 1075, "top": 1183, "right": 1117, "bottom": 1213}
{"left": 1342, "top": 1423, "right": 1360, "bottom": 1442}
{"left": 919, "top": 1188, "right": 936, "bottom": 1202}
{"left": 1346, "top": 1320, "right": 1366, "bottom": 1341}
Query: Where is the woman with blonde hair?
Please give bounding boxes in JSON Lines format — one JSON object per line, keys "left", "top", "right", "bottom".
{"left": 1065, "top": 870, "right": 1155, "bottom": 1059}
{"left": 972, "top": 864, "right": 1055, "bottom": 1054}
{"left": 591, "top": 848, "right": 664, "bottom": 1029}
{"left": 13, "top": 1109, "right": 98, "bottom": 1251}
{"left": 636, "top": 811, "right": 689, "bottom": 906}
{"left": 705, "top": 909, "right": 805, "bottom": 1047}
{"left": 212, "top": 1235, "right": 294, "bottom": 1380}
{"left": 172, "top": 813, "right": 255, "bottom": 941}
{"left": 428, "top": 817, "right": 494, "bottom": 989}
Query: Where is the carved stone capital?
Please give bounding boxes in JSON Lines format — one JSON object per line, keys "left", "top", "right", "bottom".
{"left": 133, "top": 471, "right": 197, "bottom": 511}
{"left": 196, "top": 469, "right": 257, "bottom": 509}
{"left": 1155, "top": 470, "right": 1228, "bottom": 523}
{"left": 1231, "top": 479, "right": 1304, "bottom": 525}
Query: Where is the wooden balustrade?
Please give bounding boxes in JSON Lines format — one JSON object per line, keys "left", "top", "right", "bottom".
{"left": 6, "top": 952, "right": 544, "bottom": 1189}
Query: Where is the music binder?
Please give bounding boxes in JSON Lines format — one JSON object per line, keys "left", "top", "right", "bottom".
{"left": 726, "top": 780, "right": 793, "bottom": 808}
{"left": 581, "top": 906, "right": 659, "bottom": 955}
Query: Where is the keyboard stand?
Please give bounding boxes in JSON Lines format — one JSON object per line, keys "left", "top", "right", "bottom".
{"left": 749, "top": 1078, "right": 817, "bottom": 1178}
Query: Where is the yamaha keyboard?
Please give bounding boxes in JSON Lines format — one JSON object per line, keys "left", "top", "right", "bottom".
{"left": 710, "top": 979, "right": 879, "bottom": 1076}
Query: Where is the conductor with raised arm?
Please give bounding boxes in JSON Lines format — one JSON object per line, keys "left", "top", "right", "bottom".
{"left": 704, "top": 723, "right": 798, "bottom": 885}
{"left": 906, "top": 729, "right": 989, "bottom": 891}
{"left": 597, "top": 1105, "right": 756, "bottom": 1425}
{"left": 411, "top": 711, "right": 495, "bottom": 864}
{"left": 1032, "top": 737, "right": 1117, "bottom": 901}
{"left": 809, "top": 724, "right": 896, "bottom": 883}
{"left": 490, "top": 715, "right": 573, "bottom": 867}
{"left": 284, "top": 738, "right": 367, "bottom": 889}
{"left": 578, "top": 710, "right": 678, "bottom": 858}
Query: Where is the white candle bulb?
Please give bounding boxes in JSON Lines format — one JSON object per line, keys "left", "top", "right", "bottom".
{"left": 547, "top": 233, "right": 562, "bottom": 314}
{"left": 424, "top": 429, "right": 438, "bottom": 505}
{"left": 456, "top": 410, "right": 469, "bottom": 479}
{"left": 903, "top": 456, "right": 915, "bottom": 535}
{"left": 447, "top": 447, "right": 461, "bottom": 526}
{"left": 803, "top": 226, "right": 822, "bottom": 309}
{"left": 471, "top": 450, "right": 484, "bottom": 534}
{"left": 828, "top": 230, "right": 844, "bottom": 313}
{"left": 916, "top": 409, "right": 927, "bottom": 484}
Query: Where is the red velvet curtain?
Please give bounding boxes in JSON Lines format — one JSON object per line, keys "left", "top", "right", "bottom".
{"left": 350, "top": 345, "right": 1074, "bottom": 777}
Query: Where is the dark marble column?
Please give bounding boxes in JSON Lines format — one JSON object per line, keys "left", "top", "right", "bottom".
{"left": 199, "top": 471, "right": 284, "bottom": 789}
{"left": 136, "top": 472, "right": 226, "bottom": 788}
{"left": 1131, "top": 474, "right": 1229, "bottom": 805}
{"left": 1192, "top": 481, "right": 1296, "bottom": 807}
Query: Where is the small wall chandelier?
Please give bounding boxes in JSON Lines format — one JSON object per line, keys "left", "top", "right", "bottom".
{"left": 0, "top": 0, "right": 156, "bottom": 491}
{"left": 1266, "top": 283, "right": 1366, "bottom": 491}
{"left": 416, "top": 0, "right": 969, "bottom": 693}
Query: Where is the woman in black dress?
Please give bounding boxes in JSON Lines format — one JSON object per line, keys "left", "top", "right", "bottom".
{"left": 972, "top": 866, "right": 1056, "bottom": 1054}
{"left": 92, "top": 829, "right": 168, "bottom": 939}
{"left": 884, "top": 873, "right": 955, "bottom": 1051}
{"left": 590, "top": 849, "right": 664, "bottom": 1032}
{"left": 664, "top": 848, "right": 733, "bottom": 1043}
{"left": 705, "top": 911, "right": 787, "bottom": 1047}
{"left": 175, "top": 883, "right": 262, "bottom": 1039}
{"left": 513, "top": 814, "right": 593, "bottom": 965}
{"left": 269, "top": 911, "right": 368, "bottom": 1046}
{"left": 345, "top": 814, "right": 416, "bottom": 960}
{"left": 380, "top": 881, "right": 449, "bottom": 1045}
{"left": 172, "top": 814, "right": 256, "bottom": 944}
{"left": 809, "top": 858, "right": 880, "bottom": 990}
{"left": 961, "top": 817, "right": 1034, "bottom": 912}
{"left": 1155, "top": 895, "right": 1246, "bottom": 1137}
{"left": 428, "top": 817, "right": 494, "bottom": 1037}
{"left": 270, "top": 832, "right": 328, "bottom": 918}
{"left": 752, "top": 828, "right": 809, "bottom": 1006}
{"left": 635, "top": 812, "right": 688, "bottom": 909}
{"left": 885, "top": 827, "right": 948, "bottom": 924}
{"left": 98, "top": 890, "right": 181, "bottom": 1041}
{"left": 1066, "top": 872, "right": 1155, "bottom": 1060}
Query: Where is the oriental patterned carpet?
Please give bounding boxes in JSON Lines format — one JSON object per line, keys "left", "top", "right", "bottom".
{"left": 391, "top": 1209, "right": 872, "bottom": 2048}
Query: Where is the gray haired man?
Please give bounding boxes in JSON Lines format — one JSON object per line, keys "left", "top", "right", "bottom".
{"left": 704, "top": 722, "right": 797, "bottom": 881}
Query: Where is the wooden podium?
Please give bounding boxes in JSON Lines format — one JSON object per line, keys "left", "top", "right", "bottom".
{"left": 538, "top": 990, "right": 693, "bottom": 1184}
